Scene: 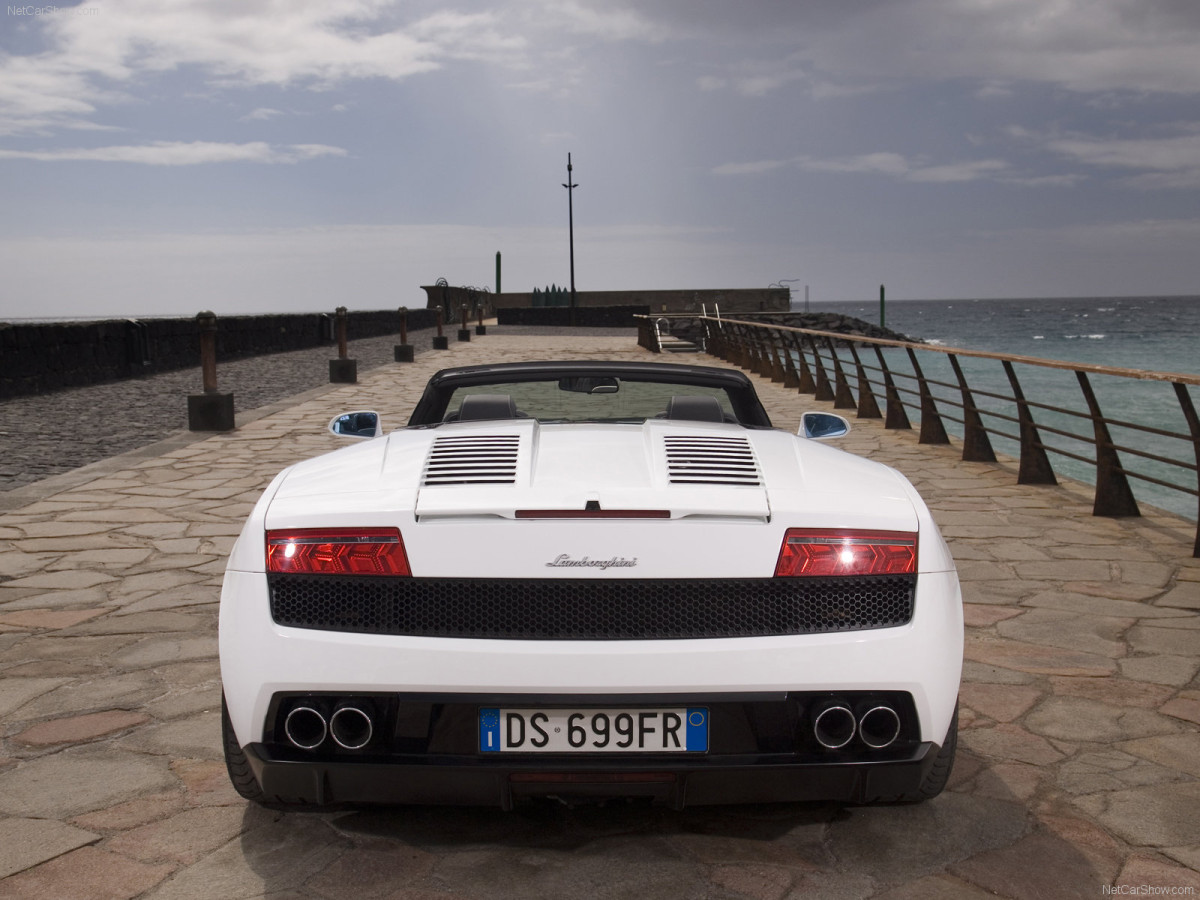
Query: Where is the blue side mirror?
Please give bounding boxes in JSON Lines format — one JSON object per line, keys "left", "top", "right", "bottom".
{"left": 329, "top": 411, "right": 382, "bottom": 439}
{"left": 800, "top": 412, "right": 850, "bottom": 440}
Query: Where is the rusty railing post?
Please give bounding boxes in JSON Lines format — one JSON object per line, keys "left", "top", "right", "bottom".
{"left": 768, "top": 330, "right": 787, "bottom": 382}
{"left": 187, "top": 310, "right": 235, "bottom": 431}
{"left": 731, "top": 323, "right": 749, "bottom": 368}
{"left": 795, "top": 334, "right": 815, "bottom": 394}
{"left": 873, "top": 346, "right": 911, "bottom": 430}
{"left": 1077, "top": 371, "right": 1139, "bottom": 517}
{"left": 810, "top": 336, "right": 835, "bottom": 402}
{"left": 737, "top": 324, "right": 757, "bottom": 372}
{"left": 781, "top": 333, "right": 801, "bottom": 388}
{"left": 746, "top": 327, "right": 765, "bottom": 375}
{"left": 825, "top": 337, "right": 857, "bottom": 411}
{"left": 907, "top": 348, "right": 950, "bottom": 444}
{"left": 949, "top": 354, "right": 995, "bottom": 462}
{"left": 1003, "top": 360, "right": 1057, "bottom": 484}
{"left": 848, "top": 342, "right": 882, "bottom": 419}
{"left": 1172, "top": 383, "right": 1200, "bottom": 557}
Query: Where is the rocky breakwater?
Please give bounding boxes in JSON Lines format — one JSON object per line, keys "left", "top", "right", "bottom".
{"left": 663, "top": 311, "right": 915, "bottom": 349}
{"left": 771, "top": 311, "right": 915, "bottom": 343}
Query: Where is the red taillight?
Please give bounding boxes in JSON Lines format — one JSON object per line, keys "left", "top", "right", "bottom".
{"left": 774, "top": 529, "right": 917, "bottom": 577}
{"left": 266, "top": 528, "right": 411, "bottom": 576}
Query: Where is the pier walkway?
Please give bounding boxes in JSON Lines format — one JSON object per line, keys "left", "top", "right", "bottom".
{"left": 1, "top": 329, "right": 1198, "bottom": 898}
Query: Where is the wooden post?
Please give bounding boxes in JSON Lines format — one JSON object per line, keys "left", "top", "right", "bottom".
{"left": 187, "top": 310, "right": 235, "bottom": 431}
{"left": 199, "top": 311, "right": 218, "bottom": 393}
{"left": 329, "top": 306, "right": 357, "bottom": 382}
{"left": 394, "top": 306, "right": 414, "bottom": 362}
{"left": 433, "top": 309, "right": 449, "bottom": 349}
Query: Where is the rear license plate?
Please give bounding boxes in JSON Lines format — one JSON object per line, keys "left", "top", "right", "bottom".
{"left": 479, "top": 707, "right": 708, "bottom": 753}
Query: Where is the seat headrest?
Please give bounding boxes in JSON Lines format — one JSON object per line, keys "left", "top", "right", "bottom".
{"left": 666, "top": 395, "right": 725, "bottom": 423}
{"left": 457, "top": 394, "right": 518, "bottom": 421}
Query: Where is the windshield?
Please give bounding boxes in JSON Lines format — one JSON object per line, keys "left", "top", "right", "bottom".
{"left": 442, "top": 378, "right": 737, "bottom": 424}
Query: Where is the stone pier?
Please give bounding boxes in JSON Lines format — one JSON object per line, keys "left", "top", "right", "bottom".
{"left": 1, "top": 328, "right": 1197, "bottom": 898}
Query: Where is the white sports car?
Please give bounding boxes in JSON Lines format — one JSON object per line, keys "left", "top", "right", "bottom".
{"left": 219, "top": 360, "right": 962, "bottom": 808}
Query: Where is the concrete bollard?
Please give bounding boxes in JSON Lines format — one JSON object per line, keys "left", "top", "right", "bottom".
{"left": 432, "top": 309, "right": 449, "bottom": 350}
{"left": 329, "top": 306, "right": 357, "bottom": 383}
{"left": 457, "top": 306, "right": 471, "bottom": 342}
{"left": 187, "top": 310, "right": 235, "bottom": 431}
{"left": 475, "top": 306, "right": 487, "bottom": 336}
{"left": 393, "top": 306, "right": 414, "bottom": 362}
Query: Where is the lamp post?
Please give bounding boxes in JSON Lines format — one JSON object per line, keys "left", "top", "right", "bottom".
{"left": 562, "top": 152, "right": 578, "bottom": 325}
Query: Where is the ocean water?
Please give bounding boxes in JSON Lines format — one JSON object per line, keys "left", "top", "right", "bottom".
{"left": 798, "top": 296, "right": 1200, "bottom": 521}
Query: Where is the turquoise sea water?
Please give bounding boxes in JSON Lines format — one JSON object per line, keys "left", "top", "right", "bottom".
{"left": 801, "top": 296, "right": 1200, "bottom": 521}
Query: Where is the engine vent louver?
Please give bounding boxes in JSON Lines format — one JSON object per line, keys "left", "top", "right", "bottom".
{"left": 663, "top": 435, "right": 760, "bottom": 486}
{"left": 422, "top": 434, "right": 520, "bottom": 485}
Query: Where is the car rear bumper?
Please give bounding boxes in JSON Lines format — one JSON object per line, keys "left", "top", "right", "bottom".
{"left": 219, "top": 570, "right": 963, "bottom": 750}
{"left": 241, "top": 741, "right": 941, "bottom": 809}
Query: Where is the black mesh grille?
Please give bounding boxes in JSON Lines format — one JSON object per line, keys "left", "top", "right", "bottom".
{"left": 267, "top": 574, "right": 915, "bottom": 640}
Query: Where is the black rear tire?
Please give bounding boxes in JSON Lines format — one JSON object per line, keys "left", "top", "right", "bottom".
{"left": 902, "top": 703, "right": 958, "bottom": 802}
{"left": 222, "top": 694, "right": 265, "bottom": 803}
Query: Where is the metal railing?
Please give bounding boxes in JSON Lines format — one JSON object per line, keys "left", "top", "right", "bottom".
{"left": 635, "top": 314, "right": 1200, "bottom": 556}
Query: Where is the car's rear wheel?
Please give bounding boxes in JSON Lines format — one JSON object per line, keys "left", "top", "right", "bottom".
{"left": 902, "top": 703, "right": 957, "bottom": 802}
{"left": 222, "top": 694, "right": 265, "bottom": 803}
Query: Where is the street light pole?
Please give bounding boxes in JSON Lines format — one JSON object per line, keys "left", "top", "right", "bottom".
{"left": 562, "top": 152, "right": 578, "bottom": 325}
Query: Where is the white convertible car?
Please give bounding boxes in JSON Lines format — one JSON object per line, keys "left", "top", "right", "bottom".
{"left": 219, "top": 360, "right": 962, "bottom": 808}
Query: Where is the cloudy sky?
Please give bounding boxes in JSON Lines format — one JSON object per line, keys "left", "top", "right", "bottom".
{"left": 2, "top": 0, "right": 1199, "bottom": 319}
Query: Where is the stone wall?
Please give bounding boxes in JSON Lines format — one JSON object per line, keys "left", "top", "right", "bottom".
{"left": 424, "top": 285, "right": 788, "bottom": 317}
{"left": 496, "top": 306, "right": 650, "bottom": 327}
{"left": 0, "top": 309, "right": 438, "bottom": 400}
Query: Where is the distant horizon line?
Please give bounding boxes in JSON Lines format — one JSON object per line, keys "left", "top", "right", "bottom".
{"left": 2, "top": 292, "right": 1198, "bottom": 325}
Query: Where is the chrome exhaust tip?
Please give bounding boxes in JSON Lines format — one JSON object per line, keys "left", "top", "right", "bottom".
{"left": 858, "top": 705, "right": 901, "bottom": 749}
{"left": 329, "top": 705, "right": 374, "bottom": 750}
{"left": 284, "top": 706, "right": 327, "bottom": 750}
{"left": 813, "top": 702, "right": 856, "bottom": 750}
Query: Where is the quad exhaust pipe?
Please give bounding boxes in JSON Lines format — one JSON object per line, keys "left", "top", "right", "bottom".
{"left": 812, "top": 700, "right": 901, "bottom": 751}
{"left": 330, "top": 704, "right": 374, "bottom": 750}
{"left": 284, "top": 706, "right": 327, "bottom": 750}
{"left": 857, "top": 705, "right": 901, "bottom": 749}
{"left": 283, "top": 701, "right": 375, "bottom": 750}
{"left": 813, "top": 703, "right": 856, "bottom": 750}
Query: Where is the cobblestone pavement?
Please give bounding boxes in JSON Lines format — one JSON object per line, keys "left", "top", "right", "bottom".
{"left": 1, "top": 331, "right": 1198, "bottom": 898}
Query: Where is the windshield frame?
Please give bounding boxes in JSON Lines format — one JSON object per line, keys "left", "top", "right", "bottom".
{"left": 407, "top": 361, "right": 773, "bottom": 428}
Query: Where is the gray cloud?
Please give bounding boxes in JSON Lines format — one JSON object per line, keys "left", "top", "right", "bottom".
{"left": 0, "top": 141, "right": 347, "bottom": 165}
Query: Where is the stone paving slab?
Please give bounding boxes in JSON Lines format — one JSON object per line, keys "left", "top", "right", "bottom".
{"left": 1, "top": 330, "right": 1198, "bottom": 898}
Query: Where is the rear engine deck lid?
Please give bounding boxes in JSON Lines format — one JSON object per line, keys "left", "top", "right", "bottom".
{"left": 413, "top": 419, "right": 771, "bottom": 520}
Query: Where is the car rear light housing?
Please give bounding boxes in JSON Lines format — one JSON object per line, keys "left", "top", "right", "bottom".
{"left": 266, "top": 528, "right": 411, "bottom": 576}
{"left": 774, "top": 529, "right": 917, "bottom": 577}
